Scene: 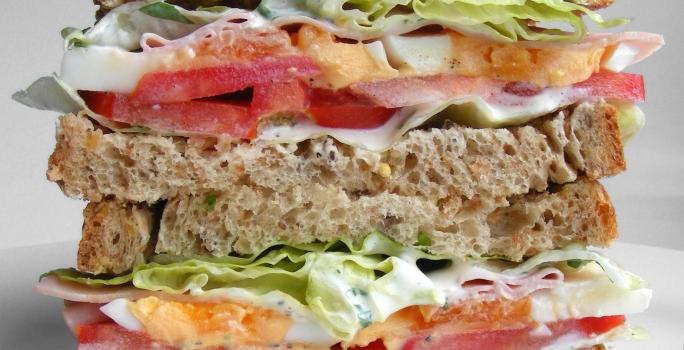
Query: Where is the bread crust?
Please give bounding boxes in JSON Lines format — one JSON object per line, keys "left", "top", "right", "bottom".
{"left": 78, "top": 200, "right": 154, "bottom": 274}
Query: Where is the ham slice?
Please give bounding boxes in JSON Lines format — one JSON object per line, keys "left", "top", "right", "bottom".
{"left": 459, "top": 267, "right": 564, "bottom": 301}
{"left": 576, "top": 32, "right": 664, "bottom": 66}
{"left": 351, "top": 71, "right": 645, "bottom": 109}
{"left": 514, "top": 31, "right": 664, "bottom": 65}
{"left": 63, "top": 302, "right": 109, "bottom": 336}
{"left": 36, "top": 276, "right": 201, "bottom": 303}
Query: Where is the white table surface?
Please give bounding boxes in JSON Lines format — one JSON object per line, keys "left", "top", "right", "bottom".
{"left": 0, "top": 241, "right": 682, "bottom": 350}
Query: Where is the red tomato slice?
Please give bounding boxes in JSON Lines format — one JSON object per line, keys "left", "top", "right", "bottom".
{"left": 88, "top": 71, "right": 639, "bottom": 137}
{"left": 351, "top": 71, "right": 645, "bottom": 108}
{"left": 578, "top": 315, "right": 626, "bottom": 336}
{"left": 308, "top": 88, "right": 398, "bottom": 129}
{"left": 309, "top": 105, "right": 397, "bottom": 129}
{"left": 251, "top": 80, "right": 309, "bottom": 116}
{"left": 352, "top": 339, "right": 387, "bottom": 350}
{"left": 78, "top": 322, "right": 176, "bottom": 350}
{"left": 503, "top": 72, "right": 645, "bottom": 101}
{"left": 398, "top": 315, "right": 626, "bottom": 350}
{"left": 82, "top": 91, "right": 256, "bottom": 139}
{"left": 250, "top": 76, "right": 398, "bottom": 130}
{"left": 77, "top": 315, "right": 624, "bottom": 350}
{"left": 574, "top": 71, "right": 645, "bottom": 102}
{"left": 132, "top": 56, "right": 320, "bottom": 104}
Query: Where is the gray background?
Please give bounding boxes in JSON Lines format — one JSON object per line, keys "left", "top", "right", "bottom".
{"left": 0, "top": 1, "right": 682, "bottom": 251}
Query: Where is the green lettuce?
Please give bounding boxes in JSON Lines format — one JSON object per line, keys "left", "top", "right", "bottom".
{"left": 47, "top": 233, "right": 445, "bottom": 340}
{"left": 259, "top": 0, "right": 626, "bottom": 42}
{"left": 615, "top": 102, "right": 646, "bottom": 143}
{"left": 61, "top": 27, "right": 90, "bottom": 49}
{"left": 139, "top": 2, "right": 194, "bottom": 23}
{"left": 44, "top": 235, "right": 644, "bottom": 341}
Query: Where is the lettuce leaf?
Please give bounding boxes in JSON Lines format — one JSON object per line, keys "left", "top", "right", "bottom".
{"left": 12, "top": 76, "right": 82, "bottom": 114}
{"left": 259, "top": 0, "right": 626, "bottom": 42}
{"left": 70, "top": 0, "right": 229, "bottom": 50}
{"left": 503, "top": 244, "right": 646, "bottom": 290}
{"left": 49, "top": 233, "right": 444, "bottom": 340}
{"left": 615, "top": 102, "right": 646, "bottom": 143}
{"left": 139, "top": 2, "right": 194, "bottom": 23}
{"left": 44, "top": 235, "right": 644, "bottom": 341}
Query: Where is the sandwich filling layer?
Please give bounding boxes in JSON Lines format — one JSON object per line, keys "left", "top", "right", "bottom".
{"left": 40, "top": 234, "right": 650, "bottom": 349}
{"left": 14, "top": 0, "right": 662, "bottom": 151}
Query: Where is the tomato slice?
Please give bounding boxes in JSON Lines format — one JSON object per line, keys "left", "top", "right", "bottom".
{"left": 578, "top": 315, "right": 626, "bottom": 336}
{"left": 82, "top": 91, "right": 256, "bottom": 139}
{"left": 503, "top": 72, "right": 645, "bottom": 101}
{"left": 352, "top": 339, "right": 387, "bottom": 350}
{"left": 351, "top": 71, "right": 645, "bottom": 108}
{"left": 574, "top": 71, "right": 645, "bottom": 102}
{"left": 398, "top": 315, "right": 626, "bottom": 350}
{"left": 308, "top": 88, "right": 398, "bottom": 129}
{"left": 78, "top": 322, "right": 176, "bottom": 350}
{"left": 251, "top": 80, "right": 309, "bottom": 117}
{"left": 87, "top": 71, "right": 638, "bottom": 136}
{"left": 77, "top": 315, "right": 624, "bottom": 350}
{"left": 133, "top": 56, "right": 320, "bottom": 104}
{"left": 309, "top": 105, "right": 397, "bottom": 129}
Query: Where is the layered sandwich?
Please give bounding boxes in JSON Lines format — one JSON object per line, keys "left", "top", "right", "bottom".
{"left": 15, "top": 0, "right": 663, "bottom": 349}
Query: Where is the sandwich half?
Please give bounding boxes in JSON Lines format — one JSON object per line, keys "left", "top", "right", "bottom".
{"left": 15, "top": 0, "right": 663, "bottom": 349}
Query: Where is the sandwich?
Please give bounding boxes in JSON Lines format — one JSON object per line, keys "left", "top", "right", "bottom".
{"left": 14, "top": 0, "right": 663, "bottom": 349}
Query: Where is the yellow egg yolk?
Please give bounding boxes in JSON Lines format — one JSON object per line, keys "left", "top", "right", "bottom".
{"left": 127, "top": 297, "right": 292, "bottom": 349}
{"left": 446, "top": 32, "right": 607, "bottom": 88}
{"left": 297, "top": 25, "right": 398, "bottom": 89}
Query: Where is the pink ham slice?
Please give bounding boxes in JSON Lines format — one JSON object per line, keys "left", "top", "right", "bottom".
{"left": 510, "top": 31, "right": 663, "bottom": 67}
{"left": 350, "top": 71, "right": 645, "bottom": 109}
{"left": 63, "top": 302, "right": 109, "bottom": 336}
{"left": 570, "top": 32, "right": 664, "bottom": 65}
{"left": 36, "top": 276, "right": 201, "bottom": 304}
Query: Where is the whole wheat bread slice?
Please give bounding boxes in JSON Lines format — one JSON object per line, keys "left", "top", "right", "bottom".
{"left": 77, "top": 200, "right": 154, "bottom": 274}
{"left": 77, "top": 178, "right": 617, "bottom": 273}
{"left": 48, "top": 100, "right": 624, "bottom": 205}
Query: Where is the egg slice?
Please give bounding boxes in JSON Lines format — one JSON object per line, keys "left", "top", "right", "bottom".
{"left": 383, "top": 34, "right": 454, "bottom": 73}
{"left": 100, "top": 298, "right": 143, "bottom": 331}
{"left": 101, "top": 296, "right": 292, "bottom": 349}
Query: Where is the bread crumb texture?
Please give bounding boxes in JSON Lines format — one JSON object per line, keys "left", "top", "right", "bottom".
{"left": 78, "top": 200, "right": 153, "bottom": 274}
{"left": 66, "top": 101, "right": 624, "bottom": 273}
{"left": 48, "top": 101, "right": 623, "bottom": 203}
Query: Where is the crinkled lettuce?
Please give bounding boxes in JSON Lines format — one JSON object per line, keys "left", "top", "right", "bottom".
{"left": 259, "top": 0, "right": 626, "bottom": 42}
{"left": 44, "top": 234, "right": 644, "bottom": 341}
{"left": 47, "top": 233, "right": 444, "bottom": 340}
{"left": 69, "top": 0, "right": 625, "bottom": 51}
